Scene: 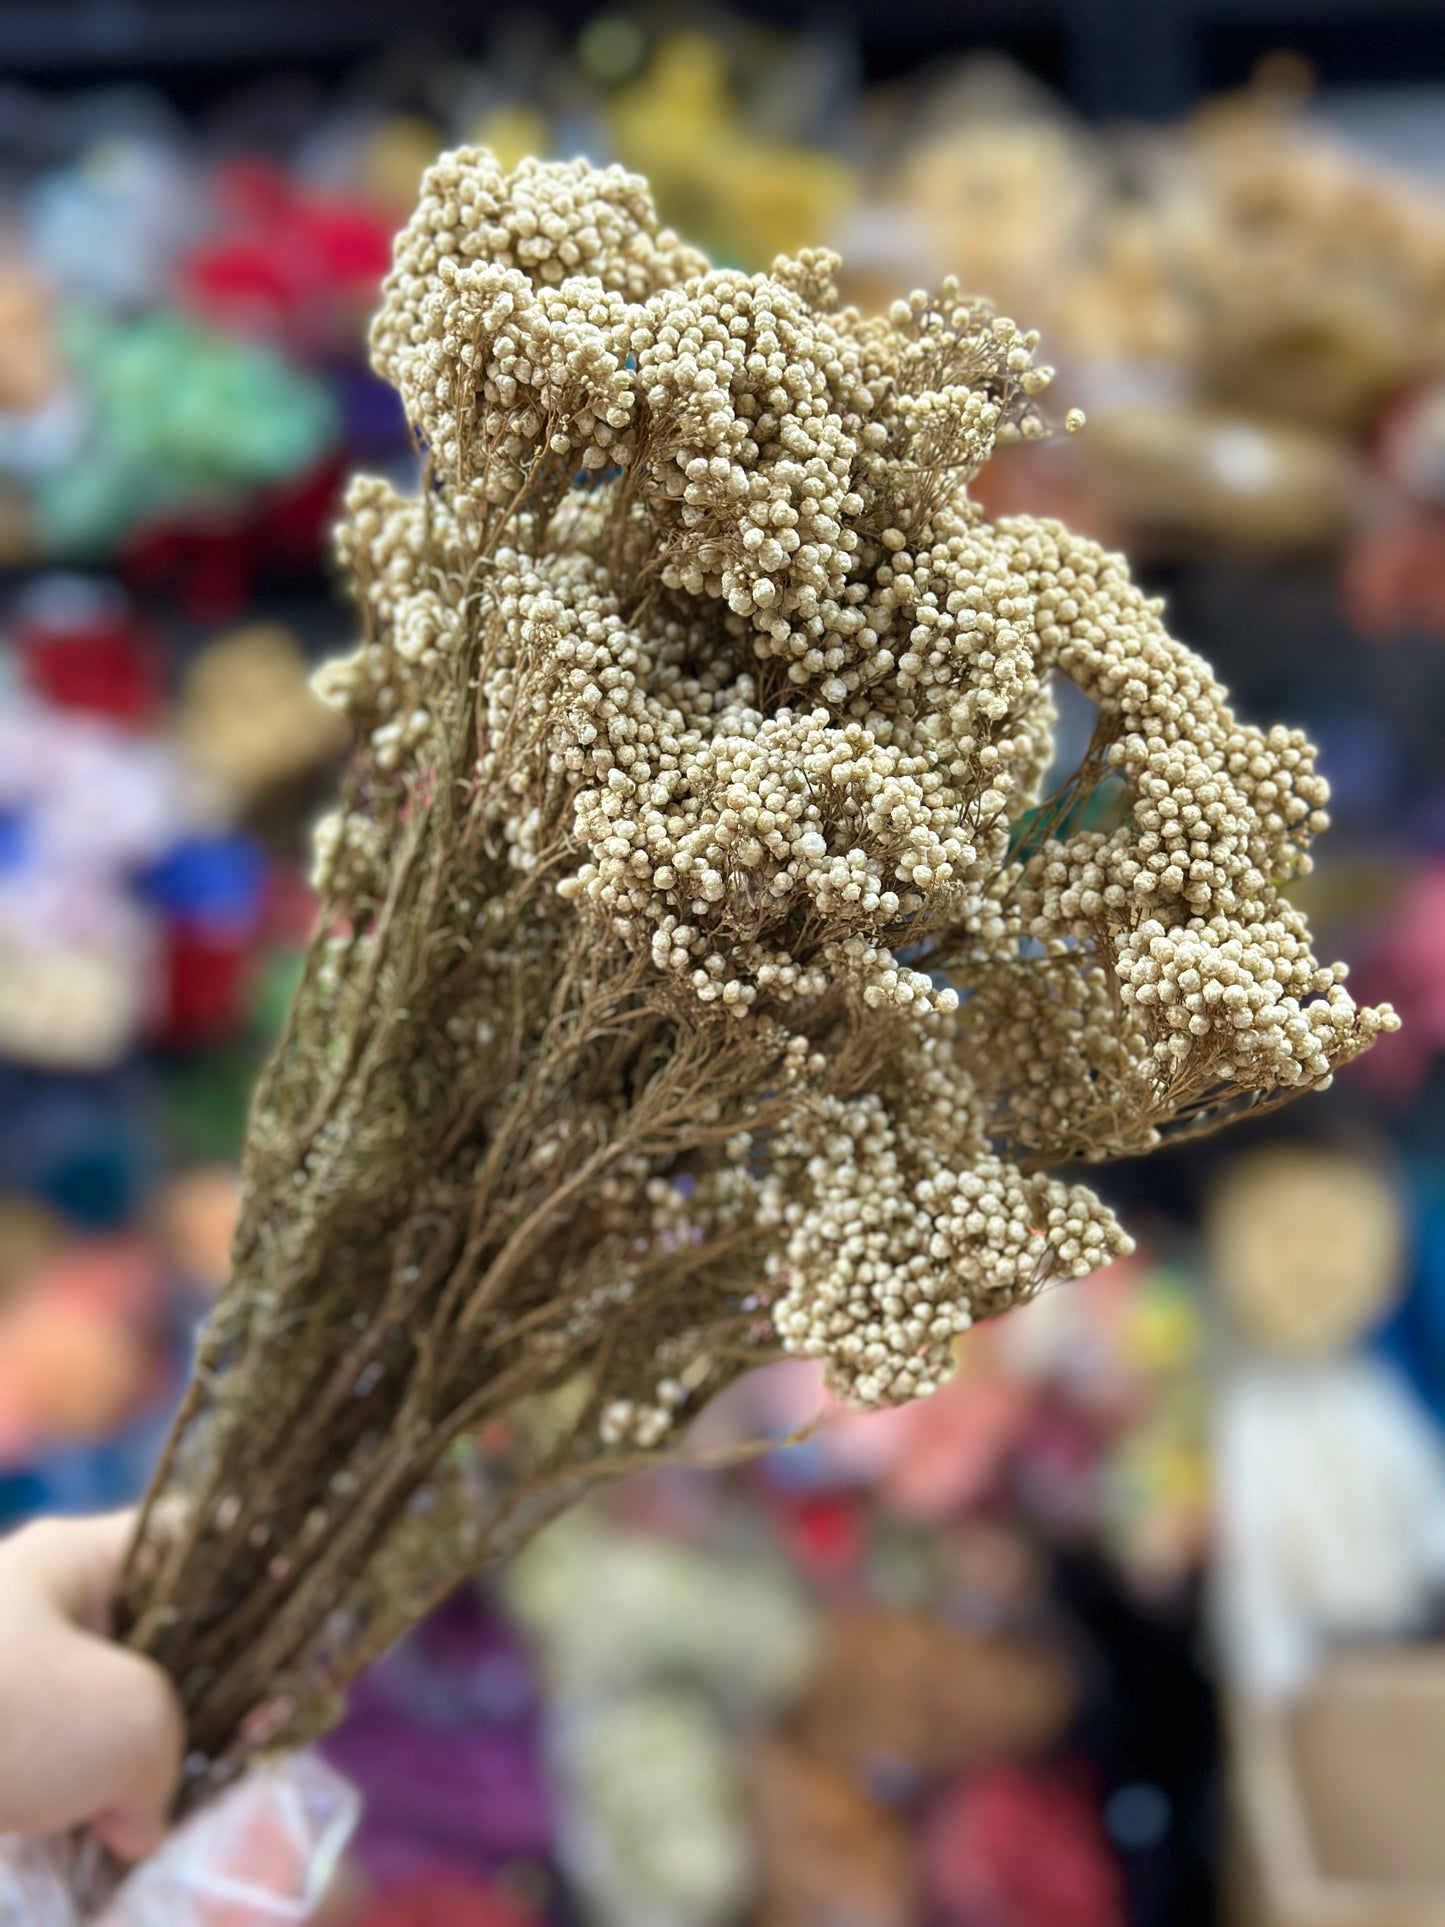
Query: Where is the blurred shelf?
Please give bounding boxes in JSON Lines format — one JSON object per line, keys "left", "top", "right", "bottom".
{"left": 0, "top": 0, "right": 408, "bottom": 67}
{"left": 1, "top": 0, "right": 1444, "bottom": 119}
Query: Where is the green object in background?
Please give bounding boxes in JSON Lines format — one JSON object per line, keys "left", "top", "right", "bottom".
{"left": 1008, "top": 771, "right": 1132, "bottom": 867}
{"left": 252, "top": 945, "right": 306, "bottom": 1043}
{"left": 157, "top": 1042, "right": 263, "bottom": 1164}
{"left": 37, "top": 305, "right": 337, "bottom": 556}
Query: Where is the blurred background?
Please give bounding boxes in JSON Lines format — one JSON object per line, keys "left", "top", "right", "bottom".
{"left": 3, "top": 2, "right": 1445, "bottom": 1923}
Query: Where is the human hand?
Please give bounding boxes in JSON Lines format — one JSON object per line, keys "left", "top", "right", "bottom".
{"left": 0, "top": 1512, "right": 183, "bottom": 1861}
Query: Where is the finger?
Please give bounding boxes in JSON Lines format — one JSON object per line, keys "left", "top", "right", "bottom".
{"left": 0, "top": 1513, "right": 136, "bottom": 1632}
{"left": 93, "top": 1797, "right": 171, "bottom": 1864}
{"left": 0, "top": 1625, "right": 183, "bottom": 1855}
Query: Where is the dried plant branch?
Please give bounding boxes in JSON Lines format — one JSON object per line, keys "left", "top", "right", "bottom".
{"left": 108, "top": 150, "right": 1395, "bottom": 1801}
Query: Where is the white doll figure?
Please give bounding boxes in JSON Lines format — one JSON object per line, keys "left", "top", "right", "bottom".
{"left": 1208, "top": 1143, "right": 1445, "bottom": 1701}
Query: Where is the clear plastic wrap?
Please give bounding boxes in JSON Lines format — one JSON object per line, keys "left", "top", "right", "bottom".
{"left": 0, "top": 1753, "right": 359, "bottom": 1926}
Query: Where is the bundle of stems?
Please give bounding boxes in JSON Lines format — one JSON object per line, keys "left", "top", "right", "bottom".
{"left": 111, "top": 149, "right": 1394, "bottom": 1796}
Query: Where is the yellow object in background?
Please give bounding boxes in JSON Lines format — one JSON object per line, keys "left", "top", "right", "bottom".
{"left": 1124, "top": 1267, "right": 1203, "bottom": 1377}
{"left": 609, "top": 34, "right": 856, "bottom": 268}
{"left": 878, "top": 114, "right": 1099, "bottom": 327}
{"left": 178, "top": 622, "right": 349, "bottom": 803}
{"left": 1055, "top": 207, "right": 1196, "bottom": 369}
{"left": 353, "top": 115, "right": 447, "bottom": 217}
{"left": 468, "top": 104, "right": 554, "bottom": 178}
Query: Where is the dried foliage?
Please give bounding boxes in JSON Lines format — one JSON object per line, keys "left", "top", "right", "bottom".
{"left": 116, "top": 151, "right": 1395, "bottom": 1785}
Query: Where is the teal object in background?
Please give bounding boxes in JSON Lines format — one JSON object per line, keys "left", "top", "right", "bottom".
{"left": 36, "top": 305, "right": 337, "bottom": 557}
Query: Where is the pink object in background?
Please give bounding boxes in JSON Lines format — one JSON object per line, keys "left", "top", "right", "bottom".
{"left": 922, "top": 1764, "right": 1125, "bottom": 1927}
{"left": 1353, "top": 864, "right": 1445, "bottom": 1105}
{"left": 827, "top": 1360, "right": 1036, "bottom": 1522}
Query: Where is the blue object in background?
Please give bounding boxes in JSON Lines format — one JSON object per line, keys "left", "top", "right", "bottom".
{"left": 0, "top": 1066, "right": 152, "bottom": 1228}
{"left": 0, "top": 1466, "right": 50, "bottom": 1527}
{"left": 0, "top": 810, "right": 28, "bottom": 874}
{"left": 1380, "top": 1168, "right": 1445, "bottom": 1428}
{"left": 0, "top": 1400, "right": 178, "bottom": 1532}
{"left": 1310, "top": 710, "right": 1403, "bottom": 832}
{"left": 137, "top": 831, "right": 267, "bottom": 933}
{"left": 1409, "top": 784, "right": 1445, "bottom": 854}
{"left": 326, "top": 359, "right": 411, "bottom": 463}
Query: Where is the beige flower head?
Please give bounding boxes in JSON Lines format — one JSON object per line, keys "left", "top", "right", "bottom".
{"left": 317, "top": 150, "right": 1396, "bottom": 1408}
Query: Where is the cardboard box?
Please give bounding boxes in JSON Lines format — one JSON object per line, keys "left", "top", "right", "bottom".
{"left": 1230, "top": 1648, "right": 1445, "bottom": 1926}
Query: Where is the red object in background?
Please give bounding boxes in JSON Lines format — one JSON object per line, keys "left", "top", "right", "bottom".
{"left": 15, "top": 598, "right": 163, "bottom": 725}
{"left": 1012, "top": 1391, "right": 1109, "bottom": 1538}
{"left": 356, "top": 1878, "right": 540, "bottom": 1927}
{"left": 968, "top": 439, "right": 1121, "bottom": 546}
{"left": 769, "top": 1489, "right": 868, "bottom": 1582}
{"left": 178, "top": 160, "right": 392, "bottom": 350}
{"left": 1368, "top": 383, "right": 1445, "bottom": 505}
{"left": 153, "top": 925, "right": 252, "bottom": 1047}
{"left": 264, "top": 859, "right": 321, "bottom": 949}
{"left": 1344, "top": 383, "right": 1445, "bottom": 640}
{"left": 1342, "top": 509, "right": 1445, "bottom": 641}
{"left": 923, "top": 1764, "right": 1125, "bottom": 1927}
{"left": 123, "top": 456, "right": 343, "bottom": 623}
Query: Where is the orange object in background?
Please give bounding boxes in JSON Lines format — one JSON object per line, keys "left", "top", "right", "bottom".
{"left": 0, "top": 264, "right": 64, "bottom": 412}
{"left": 749, "top": 1733, "right": 917, "bottom": 1927}
{"left": 795, "top": 1604, "right": 1077, "bottom": 1786}
{"left": 154, "top": 1165, "right": 240, "bottom": 1298}
{"left": 0, "top": 1238, "right": 164, "bottom": 1460}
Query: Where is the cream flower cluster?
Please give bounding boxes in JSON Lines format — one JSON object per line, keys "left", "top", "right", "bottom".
{"left": 314, "top": 150, "right": 1394, "bottom": 1408}
{"left": 764, "top": 1050, "right": 1125, "bottom": 1405}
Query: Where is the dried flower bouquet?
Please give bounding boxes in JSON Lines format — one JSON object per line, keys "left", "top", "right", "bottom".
{"left": 113, "top": 150, "right": 1394, "bottom": 1789}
